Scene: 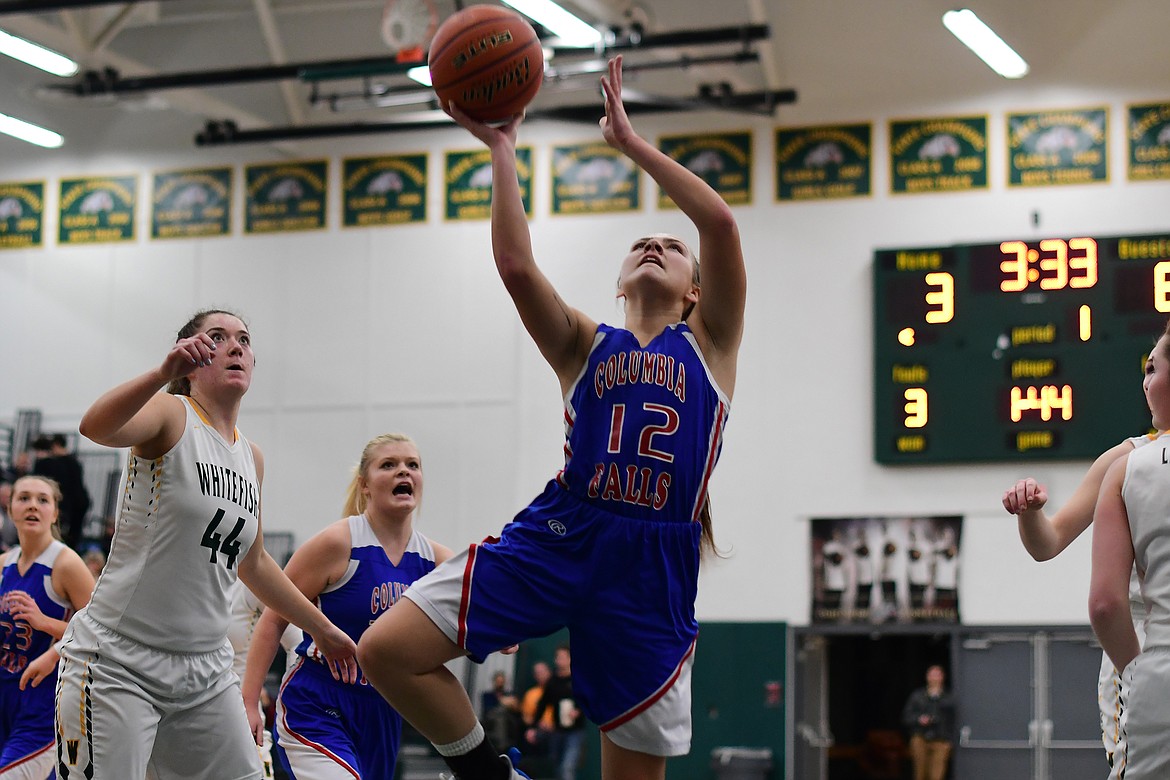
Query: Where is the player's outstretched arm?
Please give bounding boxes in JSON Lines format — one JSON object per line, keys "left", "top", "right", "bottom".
{"left": 1089, "top": 456, "right": 1140, "bottom": 671}
{"left": 444, "top": 102, "right": 595, "bottom": 385}
{"left": 238, "top": 542, "right": 357, "bottom": 684}
{"left": 600, "top": 55, "right": 745, "bottom": 356}
{"left": 1006, "top": 439, "right": 1136, "bottom": 561}
{"left": 79, "top": 333, "right": 214, "bottom": 453}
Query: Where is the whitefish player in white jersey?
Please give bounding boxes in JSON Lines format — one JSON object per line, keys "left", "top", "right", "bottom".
{"left": 56, "top": 309, "right": 357, "bottom": 780}
{"left": 1004, "top": 424, "right": 1163, "bottom": 761}
{"left": 1091, "top": 321, "right": 1170, "bottom": 779}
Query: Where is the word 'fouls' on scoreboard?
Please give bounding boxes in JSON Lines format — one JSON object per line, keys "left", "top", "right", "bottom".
{"left": 873, "top": 233, "right": 1170, "bottom": 463}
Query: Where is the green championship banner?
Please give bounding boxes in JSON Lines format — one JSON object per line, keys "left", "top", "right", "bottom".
{"left": 244, "top": 160, "right": 328, "bottom": 234}
{"left": 889, "top": 116, "right": 988, "bottom": 194}
{"left": 444, "top": 147, "right": 532, "bottom": 221}
{"left": 342, "top": 154, "right": 427, "bottom": 227}
{"left": 151, "top": 167, "right": 232, "bottom": 239}
{"left": 658, "top": 131, "right": 752, "bottom": 208}
{"left": 0, "top": 180, "right": 44, "bottom": 249}
{"left": 1128, "top": 101, "right": 1170, "bottom": 181}
{"left": 551, "top": 142, "right": 639, "bottom": 215}
{"left": 58, "top": 175, "right": 137, "bottom": 245}
{"left": 775, "top": 123, "right": 871, "bottom": 201}
{"left": 1007, "top": 107, "right": 1108, "bottom": 187}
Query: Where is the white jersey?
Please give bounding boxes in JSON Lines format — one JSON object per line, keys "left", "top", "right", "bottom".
{"left": 82, "top": 396, "right": 260, "bottom": 653}
{"left": 227, "top": 579, "right": 301, "bottom": 681}
{"left": 822, "top": 538, "right": 847, "bottom": 591}
{"left": 1123, "top": 437, "right": 1170, "bottom": 649}
{"left": 1126, "top": 433, "right": 1160, "bottom": 624}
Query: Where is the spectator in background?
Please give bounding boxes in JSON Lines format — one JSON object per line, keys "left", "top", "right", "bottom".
{"left": 521, "top": 661, "right": 554, "bottom": 756}
{"left": 539, "top": 645, "right": 585, "bottom": 780}
{"left": 481, "top": 670, "right": 522, "bottom": 753}
{"left": 82, "top": 548, "right": 106, "bottom": 579}
{"left": 31, "top": 434, "right": 91, "bottom": 551}
{"left": 901, "top": 665, "right": 955, "bottom": 780}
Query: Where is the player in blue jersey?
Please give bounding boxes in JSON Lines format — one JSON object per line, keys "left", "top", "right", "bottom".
{"left": 357, "top": 55, "right": 746, "bottom": 780}
{"left": 1, "top": 475, "right": 93, "bottom": 779}
{"left": 242, "top": 433, "right": 453, "bottom": 779}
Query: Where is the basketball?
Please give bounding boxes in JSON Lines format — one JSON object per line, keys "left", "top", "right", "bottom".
{"left": 428, "top": 5, "right": 543, "bottom": 122}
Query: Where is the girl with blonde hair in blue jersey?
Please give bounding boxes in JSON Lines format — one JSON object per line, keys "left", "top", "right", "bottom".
{"left": 242, "top": 433, "right": 454, "bottom": 779}
{"left": 0, "top": 475, "right": 93, "bottom": 779}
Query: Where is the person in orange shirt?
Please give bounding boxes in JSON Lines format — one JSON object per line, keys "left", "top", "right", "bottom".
{"left": 520, "top": 661, "right": 554, "bottom": 754}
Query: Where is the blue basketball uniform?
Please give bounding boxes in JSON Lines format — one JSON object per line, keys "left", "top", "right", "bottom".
{"left": 1, "top": 541, "right": 71, "bottom": 776}
{"left": 406, "top": 322, "right": 729, "bottom": 752}
{"left": 276, "top": 515, "right": 438, "bottom": 779}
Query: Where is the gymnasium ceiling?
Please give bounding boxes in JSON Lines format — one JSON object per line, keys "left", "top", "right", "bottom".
{"left": 0, "top": 0, "right": 1167, "bottom": 156}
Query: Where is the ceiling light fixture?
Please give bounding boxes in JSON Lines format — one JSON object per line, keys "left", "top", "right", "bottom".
{"left": 407, "top": 65, "right": 431, "bottom": 86}
{"left": 499, "top": 0, "right": 602, "bottom": 47}
{"left": 942, "top": 9, "right": 1028, "bottom": 79}
{"left": 0, "top": 28, "right": 78, "bottom": 77}
{"left": 0, "top": 111, "right": 64, "bottom": 148}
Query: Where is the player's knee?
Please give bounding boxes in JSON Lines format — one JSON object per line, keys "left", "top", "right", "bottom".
{"left": 356, "top": 627, "right": 390, "bottom": 676}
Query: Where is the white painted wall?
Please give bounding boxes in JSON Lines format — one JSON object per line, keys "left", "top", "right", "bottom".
{"left": 2, "top": 76, "right": 1167, "bottom": 628}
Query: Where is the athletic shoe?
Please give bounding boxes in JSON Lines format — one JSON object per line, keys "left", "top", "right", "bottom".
{"left": 505, "top": 747, "right": 532, "bottom": 779}
{"left": 436, "top": 749, "right": 530, "bottom": 780}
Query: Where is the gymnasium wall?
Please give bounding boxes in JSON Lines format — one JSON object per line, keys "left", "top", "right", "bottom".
{"left": 2, "top": 72, "right": 1167, "bottom": 629}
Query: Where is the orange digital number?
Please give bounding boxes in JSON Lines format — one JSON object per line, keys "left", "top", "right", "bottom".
{"left": 903, "top": 388, "right": 928, "bottom": 428}
{"left": 999, "top": 241, "right": 1028, "bottom": 292}
{"left": 924, "top": 272, "right": 954, "bottom": 324}
{"left": 1038, "top": 239, "right": 1068, "bottom": 290}
{"left": 1010, "top": 385, "right": 1073, "bottom": 422}
{"left": 1156, "top": 261, "right": 1170, "bottom": 313}
{"left": 1068, "top": 237, "right": 1097, "bottom": 288}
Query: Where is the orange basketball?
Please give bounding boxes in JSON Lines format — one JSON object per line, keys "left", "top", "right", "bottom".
{"left": 428, "top": 5, "right": 544, "bottom": 122}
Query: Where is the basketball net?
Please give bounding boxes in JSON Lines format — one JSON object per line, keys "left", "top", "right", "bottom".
{"left": 381, "top": 0, "right": 437, "bottom": 62}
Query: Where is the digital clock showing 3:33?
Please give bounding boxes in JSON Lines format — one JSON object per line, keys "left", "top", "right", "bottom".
{"left": 873, "top": 232, "right": 1170, "bottom": 463}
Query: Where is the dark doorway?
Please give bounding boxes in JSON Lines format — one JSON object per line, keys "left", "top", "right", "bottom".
{"left": 826, "top": 632, "right": 952, "bottom": 780}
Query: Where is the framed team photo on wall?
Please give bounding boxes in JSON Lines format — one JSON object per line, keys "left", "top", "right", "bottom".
{"left": 811, "top": 515, "right": 962, "bottom": 625}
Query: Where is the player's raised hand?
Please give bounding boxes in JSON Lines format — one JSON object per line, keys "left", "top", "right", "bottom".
{"left": 1002, "top": 478, "right": 1048, "bottom": 515}
{"left": 444, "top": 100, "right": 523, "bottom": 150}
{"left": 160, "top": 332, "right": 217, "bottom": 380}
{"left": 600, "top": 55, "right": 635, "bottom": 153}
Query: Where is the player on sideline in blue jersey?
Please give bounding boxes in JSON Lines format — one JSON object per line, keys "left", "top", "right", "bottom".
{"left": 0, "top": 475, "right": 94, "bottom": 779}
{"left": 357, "top": 54, "right": 747, "bottom": 780}
{"left": 242, "top": 433, "right": 453, "bottom": 780}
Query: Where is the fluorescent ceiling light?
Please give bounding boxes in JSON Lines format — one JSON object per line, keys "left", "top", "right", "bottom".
{"left": 942, "top": 9, "right": 1028, "bottom": 79}
{"left": 0, "top": 111, "right": 64, "bottom": 148}
{"left": 0, "top": 28, "right": 78, "bottom": 77}
{"left": 407, "top": 65, "right": 431, "bottom": 86}
{"left": 500, "top": 0, "right": 602, "bottom": 47}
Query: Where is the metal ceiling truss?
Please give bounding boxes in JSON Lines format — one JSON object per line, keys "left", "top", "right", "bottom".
{"left": 15, "top": 0, "right": 789, "bottom": 145}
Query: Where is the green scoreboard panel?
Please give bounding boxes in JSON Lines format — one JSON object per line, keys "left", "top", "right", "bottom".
{"left": 874, "top": 232, "right": 1170, "bottom": 464}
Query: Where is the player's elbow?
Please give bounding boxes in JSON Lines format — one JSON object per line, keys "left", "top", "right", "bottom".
{"left": 1088, "top": 588, "right": 1125, "bottom": 629}
{"left": 1027, "top": 546, "right": 1057, "bottom": 563}
{"left": 699, "top": 206, "right": 739, "bottom": 244}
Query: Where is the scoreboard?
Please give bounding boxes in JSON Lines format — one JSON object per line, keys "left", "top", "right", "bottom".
{"left": 873, "top": 232, "right": 1170, "bottom": 463}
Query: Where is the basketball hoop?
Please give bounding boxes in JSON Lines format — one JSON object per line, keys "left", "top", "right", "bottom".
{"left": 382, "top": 0, "right": 438, "bottom": 61}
